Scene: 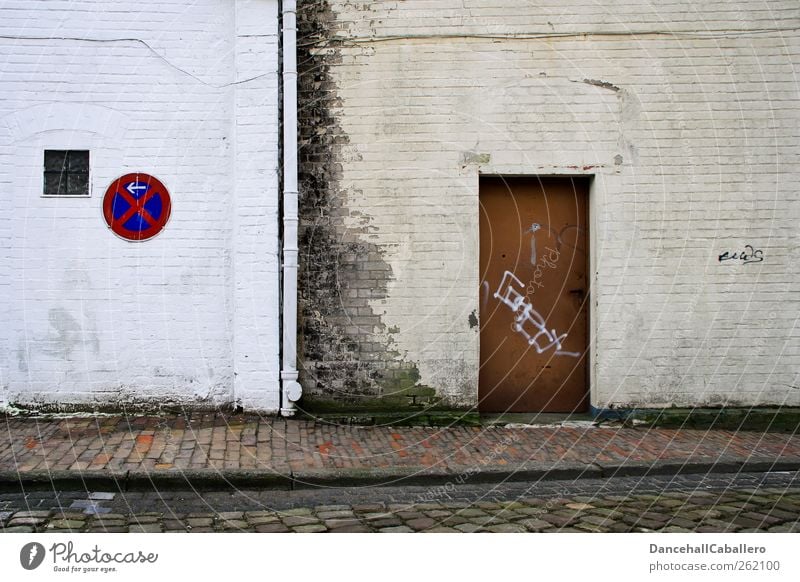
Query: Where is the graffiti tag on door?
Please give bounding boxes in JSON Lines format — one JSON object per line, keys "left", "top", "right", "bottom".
{"left": 493, "top": 270, "right": 580, "bottom": 358}
{"left": 524, "top": 222, "right": 586, "bottom": 296}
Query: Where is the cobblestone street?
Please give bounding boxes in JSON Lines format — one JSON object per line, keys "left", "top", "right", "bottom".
{"left": 2, "top": 471, "right": 798, "bottom": 533}
{"left": 4, "top": 414, "right": 799, "bottom": 534}
{"left": 3, "top": 414, "right": 799, "bottom": 476}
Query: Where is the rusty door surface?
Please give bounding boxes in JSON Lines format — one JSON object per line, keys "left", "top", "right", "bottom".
{"left": 479, "top": 177, "right": 589, "bottom": 413}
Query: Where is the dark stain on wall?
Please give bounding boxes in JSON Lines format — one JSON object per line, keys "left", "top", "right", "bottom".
{"left": 296, "top": 1, "right": 441, "bottom": 413}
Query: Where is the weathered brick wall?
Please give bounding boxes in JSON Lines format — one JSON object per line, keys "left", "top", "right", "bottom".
{"left": 297, "top": 0, "right": 800, "bottom": 411}
{"left": 297, "top": 1, "right": 433, "bottom": 413}
{"left": 0, "top": 0, "right": 281, "bottom": 411}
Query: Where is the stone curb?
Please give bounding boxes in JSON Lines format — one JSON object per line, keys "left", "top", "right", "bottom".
{"left": 0, "top": 470, "right": 128, "bottom": 492}
{"left": 125, "top": 469, "right": 293, "bottom": 491}
{"left": 287, "top": 463, "right": 599, "bottom": 488}
{"left": 1, "top": 457, "right": 799, "bottom": 492}
{"left": 0, "top": 469, "right": 292, "bottom": 492}
{"left": 594, "top": 456, "right": 800, "bottom": 478}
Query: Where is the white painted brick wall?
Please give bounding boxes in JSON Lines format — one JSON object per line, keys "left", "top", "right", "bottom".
{"left": 233, "top": 0, "right": 281, "bottom": 412}
{"left": 0, "top": 0, "right": 281, "bottom": 411}
{"left": 321, "top": 0, "right": 800, "bottom": 409}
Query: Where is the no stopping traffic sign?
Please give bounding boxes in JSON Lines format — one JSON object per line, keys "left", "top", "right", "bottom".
{"left": 102, "top": 173, "right": 171, "bottom": 241}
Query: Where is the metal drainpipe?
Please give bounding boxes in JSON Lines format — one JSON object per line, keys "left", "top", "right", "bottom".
{"left": 280, "top": 0, "right": 302, "bottom": 416}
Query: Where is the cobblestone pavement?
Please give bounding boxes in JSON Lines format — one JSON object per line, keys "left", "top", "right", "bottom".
{"left": 2, "top": 413, "right": 799, "bottom": 475}
{"left": 1, "top": 471, "right": 798, "bottom": 533}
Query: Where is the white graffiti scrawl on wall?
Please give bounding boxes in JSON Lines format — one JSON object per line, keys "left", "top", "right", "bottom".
{"left": 493, "top": 271, "right": 580, "bottom": 358}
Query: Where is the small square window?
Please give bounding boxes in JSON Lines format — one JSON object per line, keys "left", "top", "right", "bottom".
{"left": 43, "top": 150, "right": 90, "bottom": 196}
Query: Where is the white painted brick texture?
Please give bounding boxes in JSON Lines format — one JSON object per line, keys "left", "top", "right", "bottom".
{"left": 322, "top": 0, "right": 800, "bottom": 408}
{"left": 233, "top": 0, "right": 281, "bottom": 411}
{"left": 0, "top": 0, "right": 281, "bottom": 411}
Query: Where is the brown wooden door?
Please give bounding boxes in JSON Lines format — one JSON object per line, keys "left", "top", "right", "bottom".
{"left": 479, "top": 176, "right": 589, "bottom": 413}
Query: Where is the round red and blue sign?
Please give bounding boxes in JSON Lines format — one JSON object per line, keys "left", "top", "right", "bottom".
{"left": 102, "top": 173, "right": 171, "bottom": 241}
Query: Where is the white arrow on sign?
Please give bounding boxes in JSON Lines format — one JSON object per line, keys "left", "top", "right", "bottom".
{"left": 126, "top": 182, "right": 148, "bottom": 195}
